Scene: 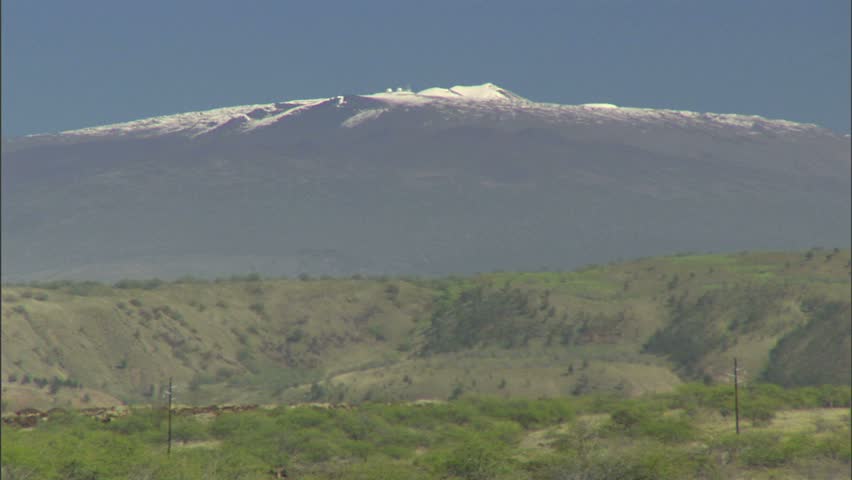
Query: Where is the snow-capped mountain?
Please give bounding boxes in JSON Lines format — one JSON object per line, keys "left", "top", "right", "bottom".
{"left": 15, "top": 83, "right": 827, "bottom": 144}
{"left": 2, "top": 83, "right": 849, "bottom": 281}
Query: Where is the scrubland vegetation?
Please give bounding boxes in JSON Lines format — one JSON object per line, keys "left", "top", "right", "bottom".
{"left": 2, "top": 384, "right": 850, "bottom": 479}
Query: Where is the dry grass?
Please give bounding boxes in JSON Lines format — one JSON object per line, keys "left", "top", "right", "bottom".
{"left": 1, "top": 249, "right": 849, "bottom": 409}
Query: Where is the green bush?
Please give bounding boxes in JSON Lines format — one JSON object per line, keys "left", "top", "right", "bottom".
{"left": 58, "top": 460, "right": 98, "bottom": 480}
{"left": 428, "top": 436, "right": 511, "bottom": 480}
{"left": 740, "top": 395, "right": 778, "bottom": 426}
{"left": 526, "top": 441, "right": 713, "bottom": 480}
{"left": 114, "top": 278, "right": 163, "bottom": 290}
{"left": 107, "top": 408, "right": 164, "bottom": 437}
{"left": 334, "top": 458, "right": 431, "bottom": 480}
{"left": 715, "top": 431, "right": 798, "bottom": 468}
{"left": 813, "top": 427, "right": 852, "bottom": 462}
{"left": 637, "top": 415, "right": 696, "bottom": 442}
{"left": 609, "top": 402, "right": 654, "bottom": 430}
{"left": 337, "top": 411, "right": 385, "bottom": 442}
{"left": 171, "top": 416, "right": 211, "bottom": 443}
{"left": 475, "top": 419, "right": 524, "bottom": 446}
{"left": 466, "top": 397, "right": 574, "bottom": 429}
{"left": 211, "top": 411, "right": 270, "bottom": 439}
{"left": 278, "top": 407, "right": 334, "bottom": 430}
{"left": 296, "top": 432, "right": 340, "bottom": 463}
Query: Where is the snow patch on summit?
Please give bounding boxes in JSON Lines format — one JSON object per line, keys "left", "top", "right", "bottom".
{"left": 60, "top": 104, "right": 276, "bottom": 138}
{"left": 418, "top": 83, "right": 524, "bottom": 102}
{"left": 59, "top": 98, "right": 329, "bottom": 139}
{"left": 240, "top": 99, "right": 328, "bottom": 133}
{"left": 582, "top": 103, "right": 619, "bottom": 109}
{"left": 363, "top": 83, "right": 526, "bottom": 106}
{"left": 341, "top": 108, "right": 388, "bottom": 128}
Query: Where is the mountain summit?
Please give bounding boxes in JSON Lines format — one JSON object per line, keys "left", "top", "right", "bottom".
{"left": 2, "top": 83, "right": 849, "bottom": 281}
{"left": 10, "top": 82, "right": 830, "bottom": 144}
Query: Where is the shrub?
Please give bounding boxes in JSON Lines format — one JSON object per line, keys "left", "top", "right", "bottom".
{"left": 58, "top": 460, "right": 98, "bottom": 480}
{"left": 527, "top": 441, "right": 709, "bottom": 480}
{"left": 278, "top": 407, "right": 334, "bottom": 430}
{"left": 610, "top": 404, "right": 652, "bottom": 430}
{"left": 171, "top": 417, "right": 212, "bottom": 443}
{"left": 813, "top": 428, "right": 852, "bottom": 462}
{"left": 249, "top": 303, "right": 265, "bottom": 315}
{"left": 815, "top": 384, "right": 852, "bottom": 408}
{"left": 741, "top": 395, "right": 777, "bottom": 426}
{"left": 431, "top": 436, "right": 511, "bottom": 480}
{"left": 299, "top": 435, "right": 340, "bottom": 463}
{"left": 715, "top": 431, "right": 795, "bottom": 468}
{"left": 48, "top": 377, "right": 62, "bottom": 394}
{"left": 385, "top": 284, "right": 400, "bottom": 301}
{"left": 367, "top": 324, "right": 387, "bottom": 341}
{"left": 66, "top": 282, "right": 105, "bottom": 296}
{"left": 107, "top": 409, "right": 165, "bottom": 437}
{"left": 637, "top": 415, "right": 695, "bottom": 442}
{"left": 308, "top": 383, "right": 327, "bottom": 402}
{"left": 468, "top": 397, "right": 574, "bottom": 429}
{"left": 666, "top": 383, "right": 733, "bottom": 412}
{"left": 335, "top": 458, "right": 431, "bottom": 480}
{"left": 449, "top": 384, "right": 465, "bottom": 401}
{"left": 114, "top": 279, "right": 162, "bottom": 290}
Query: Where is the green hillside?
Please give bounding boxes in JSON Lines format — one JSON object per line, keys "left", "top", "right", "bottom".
{"left": 1, "top": 249, "right": 849, "bottom": 411}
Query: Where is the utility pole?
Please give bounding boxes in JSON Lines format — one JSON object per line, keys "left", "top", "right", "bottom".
{"left": 167, "top": 377, "right": 173, "bottom": 455}
{"left": 734, "top": 358, "right": 740, "bottom": 435}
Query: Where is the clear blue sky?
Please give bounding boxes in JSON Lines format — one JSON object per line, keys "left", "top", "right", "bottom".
{"left": 2, "top": 0, "right": 849, "bottom": 136}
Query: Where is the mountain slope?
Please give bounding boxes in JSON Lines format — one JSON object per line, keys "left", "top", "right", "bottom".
{"left": 1, "top": 250, "right": 849, "bottom": 410}
{"left": 2, "top": 83, "right": 849, "bottom": 281}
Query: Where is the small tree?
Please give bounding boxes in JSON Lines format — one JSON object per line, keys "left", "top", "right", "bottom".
{"left": 49, "top": 377, "right": 62, "bottom": 394}
{"left": 384, "top": 284, "right": 400, "bottom": 302}
{"left": 449, "top": 384, "right": 465, "bottom": 400}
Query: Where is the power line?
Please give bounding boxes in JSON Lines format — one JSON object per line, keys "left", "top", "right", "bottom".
{"left": 734, "top": 358, "right": 740, "bottom": 435}
{"left": 165, "top": 377, "right": 174, "bottom": 455}
{"left": 725, "top": 358, "right": 747, "bottom": 435}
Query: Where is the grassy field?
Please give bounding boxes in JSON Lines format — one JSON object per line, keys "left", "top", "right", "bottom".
{"left": 1, "top": 248, "right": 849, "bottom": 411}
{"left": 1, "top": 384, "right": 849, "bottom": 479}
